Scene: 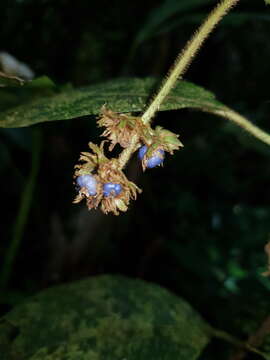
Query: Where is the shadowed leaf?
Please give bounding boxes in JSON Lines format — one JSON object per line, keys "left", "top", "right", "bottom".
{"left": 0, "top": 76, "right": 57, "bottom": 113}
{"left": 0, "top": 275, "right": 210, "bottom": 360}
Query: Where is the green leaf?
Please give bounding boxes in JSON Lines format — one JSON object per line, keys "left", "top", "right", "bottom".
{"left": 0, "top": 275, "right": 210, "bottom": 360}
{"left": 0, "top": 77, "right": 225, "bottom": 128}
{"left": 266, "top": 0, "right": 270, "bottom": 5}
{"left": 0, "top": 76, "right": 57, "bottom": 113}
{"left": 24, "top": 76, "right": 56, "bottom": 90}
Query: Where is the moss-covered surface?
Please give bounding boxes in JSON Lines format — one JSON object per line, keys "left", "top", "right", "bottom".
{"left": 0, "top": 275, "right": 210, "bottom": 360}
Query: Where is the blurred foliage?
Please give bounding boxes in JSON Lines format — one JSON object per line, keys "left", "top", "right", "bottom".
{"left": 0, "top": 71, "right": 25, "bottom": 87}
{"left": 0, "top": 0, "right": 270, "bottom": 359}
{"left": 131, "top": 0, "right": 214, "bottom": 47}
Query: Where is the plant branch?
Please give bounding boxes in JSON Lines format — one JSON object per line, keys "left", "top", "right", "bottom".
{"left": 210, "top": 327, "right": 270, "bottom": 360}
{"left": 0, "top": 129, "right": 42, "bottom": 289}
{"left": 141, "top": 0, "right": 240, "bottom": 125}
{"left": 206, "top": 107, "right": 270, "bottom": 147}
{"left": 228, "top": 315, "right": 270, "bottom": 360}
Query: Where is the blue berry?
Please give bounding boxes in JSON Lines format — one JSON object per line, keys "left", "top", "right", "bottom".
{"left": 138, "top": 145, "right": 148, "bottom": 160}
{"left": 138, "top": 145, "right": 165, "bottom": 168}
{"left": 76, "top": 174, "right": 97, "bottom": 196}
{"left": 103, "top": 183, "right": 122, "bottom": 197}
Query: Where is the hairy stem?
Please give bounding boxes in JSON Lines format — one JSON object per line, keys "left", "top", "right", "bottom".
{"left": 117, "top": 0, "right": 240, "bottom": 169}
{"left": 207, "top": 107, "right": 270, "bottom": 146}
{"left": 141, "top": 0, "right": 240, "bottom": 125}
{"left": 118, "top": 134, "right": 140, "bottom": 169}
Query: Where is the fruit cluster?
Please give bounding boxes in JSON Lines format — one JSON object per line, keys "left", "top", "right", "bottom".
{"left": 73, "top": 108, "right": 183, "bottom": 215}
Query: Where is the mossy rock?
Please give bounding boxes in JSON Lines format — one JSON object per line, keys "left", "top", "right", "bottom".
{"left": 0, "top": 275, "right": 211, "bottom": 360}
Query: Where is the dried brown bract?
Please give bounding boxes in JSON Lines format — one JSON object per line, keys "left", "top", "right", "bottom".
{"left": 97, "top": 106, "right": 152, "bottom": 150}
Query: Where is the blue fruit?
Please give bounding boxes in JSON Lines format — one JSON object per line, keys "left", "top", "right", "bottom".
{"left": 76, "top": 174, "right": 97, "bottom": 196}
{"left": 138, "top": 145, "right": 165, "bottom": 168}
{"left": 103, "top": 183, "right": 122, "bottom": 197}
{"left": 138, "top": 145, "right": 148, "bottom": 160}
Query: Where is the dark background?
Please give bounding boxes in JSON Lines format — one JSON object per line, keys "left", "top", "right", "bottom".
{"left": 1, "top": 0, "right": 270, "bottom": 358}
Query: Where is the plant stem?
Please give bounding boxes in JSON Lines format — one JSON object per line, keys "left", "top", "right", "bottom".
{"left": 141, "top": 0, "right": 240, "bottom": 125}
{"left": 118, "top": 134, "right": 140, "bottom": 169}
{"left": 206, "top": 107, "right": 270, "bottom": 146}
{"left": 118, "top": 0, "right": 240, "bottom": 169}
{"left": 210, "top": 327, "right": 270, "bottom": 360}
{"left": 0, "top": 129, "right": 42, "bottom": 289}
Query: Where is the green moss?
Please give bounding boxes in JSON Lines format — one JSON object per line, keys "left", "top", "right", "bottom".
{"left": 0, "top": 275, "right": 210, "bottom": 360}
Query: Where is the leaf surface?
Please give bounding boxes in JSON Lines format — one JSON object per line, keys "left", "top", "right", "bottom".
{"left": 0, "top": 77, "right": 225, "bottom": 128}
{"left": 0, "top": 275, "right": 210, "bottom": 360}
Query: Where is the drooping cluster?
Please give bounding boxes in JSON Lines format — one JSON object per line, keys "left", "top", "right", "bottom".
{"left": 74, "top": 108, "right": 183, "bottom": 215}
{"left": 73, "top": 142, "right": 141, "bottom": 215}
{"left": 137, "top": 126, "right": 183, "bottom": 171}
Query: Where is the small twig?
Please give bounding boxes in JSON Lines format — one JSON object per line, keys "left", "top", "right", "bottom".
{"left": 228, "top": 315, "right": 270, "bottom": 360}
{"left": 210, "top": 327, "right": 270, "bottom": 360}
{"left": 206, "top": 107, "right": 270, "bottom": 147}
{"left": 0, "top": 129, "right": 42, "bottom": 289}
